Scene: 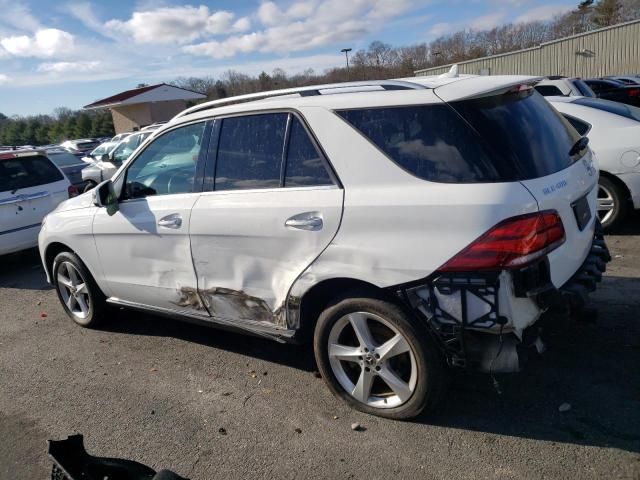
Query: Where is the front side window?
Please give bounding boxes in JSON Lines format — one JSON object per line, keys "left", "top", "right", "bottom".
{"left": 284, "top": 118, "right": 333, "bottom": 187}
{"left": 123, "top": 122, "right": 206, "bottom": 199}
{"left": 215, "top": 113, "right": 287, "bottom": 191}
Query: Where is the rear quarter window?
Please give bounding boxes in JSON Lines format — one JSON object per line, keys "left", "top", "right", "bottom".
{"left": 338, "top": 89, "right": 581, "bottom": 183}
{"left": 0, "top": 155, "right": 64, "bottom": 192}
{"left": 535, "top": 85, "right": 564, "bottom": 96}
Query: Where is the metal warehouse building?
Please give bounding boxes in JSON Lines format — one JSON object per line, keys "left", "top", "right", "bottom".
{"left": 415, "top": 19, "right": 640, "bottom": 78}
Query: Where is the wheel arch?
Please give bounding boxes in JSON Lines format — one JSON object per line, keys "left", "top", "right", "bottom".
{"left": 293, "top": 277, "right": 399, "bottom": 343}
{"left": 44, "top": 242, "right": 106, "bottom": 297}
{"left": 600, "top": 170, "right": 631, "bottom": 202}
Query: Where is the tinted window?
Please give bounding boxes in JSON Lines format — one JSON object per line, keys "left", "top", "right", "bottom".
{"left": 48, "top": 152, "right": 83, "bottom": 167}
{"left": 113, "top": 134, "right": 143, "bottom": 163}
{"left": 0, "top": 155, "right": 64, "bottom": 191}
{"left": 574, "top": 97, "right": 640, "bottom": 122}
{"left": 451, "top": 89, "right": 582, "bottom": 180}
{"left": 284, "top": 118, "right": 333, "bottom": 187}
{"left": 563, "top": 115, "right": 591, "bottom": 135}
{"left": 124, "top": 122, "right": 205, "bottom": 199}
{"left": 535, "top": 85, "right": 564, "bottom": 96}
{"left": 571, "top": 79, "right": 596, "bottom": 97}
{"left": 339, "top": 89, "right": 581, "bottom": 183}
{"left": 215, "top": 113, "right": 287, "bottom": 191}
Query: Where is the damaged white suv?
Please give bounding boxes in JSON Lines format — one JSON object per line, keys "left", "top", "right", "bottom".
{"left": 39, "top": 74, "right": 610, "bottom": 419}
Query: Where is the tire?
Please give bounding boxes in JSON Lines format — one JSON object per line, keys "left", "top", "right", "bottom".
{"left": 83, "top": 181, "right": 97, "bottom": 193}
{"left": 52, "top": 251, "right": 106, "bottom": 328}
{"left": 313, "top": 292, "right": 445, "bottom": 420}
{"left": 598, "top": 176, "right": 628, "bottom": 230}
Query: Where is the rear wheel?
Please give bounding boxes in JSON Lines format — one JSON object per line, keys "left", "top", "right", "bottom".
{"left": 314, "top": 294, "right": 445, "bottom": 419}
{"left": 52, "top": 252, "right": 106, "bottom": 327}
{"left": 597, "top": 176, "right": 627, "bottom": 230}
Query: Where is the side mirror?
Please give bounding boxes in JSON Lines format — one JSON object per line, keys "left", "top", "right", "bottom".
{"left": 93, "top": 180, "right": 119, "bottom": 216}
{"left": 100, "top": 153, "right": 109, "bottom": 162}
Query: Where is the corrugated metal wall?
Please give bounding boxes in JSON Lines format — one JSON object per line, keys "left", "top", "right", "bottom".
{"left": 415, "top": 19, "right": 640, "bottom": 77}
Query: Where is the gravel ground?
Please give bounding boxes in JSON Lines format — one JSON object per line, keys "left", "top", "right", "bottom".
{"left": 1, "top": 214, "right": 639, "bottom": 479}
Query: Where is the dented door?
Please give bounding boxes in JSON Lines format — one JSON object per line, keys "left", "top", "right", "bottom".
{"left": 189, "top": 186, "right": 343, "bottom": 326}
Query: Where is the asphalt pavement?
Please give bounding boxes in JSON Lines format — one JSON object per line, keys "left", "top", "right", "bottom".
{"left": 1, "top": 215, "right": 639, "bottom": 479}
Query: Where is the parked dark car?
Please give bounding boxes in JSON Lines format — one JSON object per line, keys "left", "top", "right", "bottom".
{"left": 584, "top": 78, "right": 640, "bottom": 107}
{"left": 45, "top": 149, "right": 90, "bottom": 189}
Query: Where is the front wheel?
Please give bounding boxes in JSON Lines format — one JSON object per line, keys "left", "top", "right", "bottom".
{"left": 52, "top": 251, "right": 106, "bottom": 327}
{"left": 314, "top": 294, "right": 445, "bottom": 420}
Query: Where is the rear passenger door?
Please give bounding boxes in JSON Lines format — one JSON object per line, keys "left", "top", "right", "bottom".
{"left": 189, "top": 112, "right": 343, "bottom": 327}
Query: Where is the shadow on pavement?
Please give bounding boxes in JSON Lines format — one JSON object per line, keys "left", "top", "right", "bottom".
{"left": 0, "top": 248, "right": 51, "bottom": 291}
{"left": 99, "top": 276, "right": 640, "bottom": 454}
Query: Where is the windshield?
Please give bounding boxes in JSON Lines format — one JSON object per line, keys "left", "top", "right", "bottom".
{"left": 47, "top": 152, "right": 83, "bottom": 167}
{"left": 112, "top": 134, "right": 142, "bottom": 162}
{"left": 574, "top": 97, "right": 640, "bottom": 122}
{"left": 0, "top": 155, "right": 64, "bottom": 191}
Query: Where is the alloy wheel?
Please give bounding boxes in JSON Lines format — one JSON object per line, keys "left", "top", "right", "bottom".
{"left": 327, "top": 312, "right": 417, "bottom": 409}
{"left": 56, "top": 261, "right": 91, "bottom": 320}
{"left": 597, "top": 183, "right": 615, "bottom": 225}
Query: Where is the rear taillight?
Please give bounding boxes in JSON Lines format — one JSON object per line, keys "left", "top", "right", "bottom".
{"left": 628, "top": 88, "right": 639, "bottom": 97}
{"left": 68, "top": 185, "right": 79, "bottom": 198}
{"left": 439, "top": 211, "right": 565, "bottom": 272}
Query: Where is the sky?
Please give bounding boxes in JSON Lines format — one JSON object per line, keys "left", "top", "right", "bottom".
{"left": 0, "top": 0, "right": 579, "bottom": 116}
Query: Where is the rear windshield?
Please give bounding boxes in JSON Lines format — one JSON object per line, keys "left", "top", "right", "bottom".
{"left": 0, "top": 155, "right": 64, "bottom": 192}
{"left": 337, "top": 89, "right": 581, "bottom": 183}
{"left": 573, "top": 97, "right": 640, "bottom": 122}
{"left": 48, "top": 152, "right": 83, "bottom": 167}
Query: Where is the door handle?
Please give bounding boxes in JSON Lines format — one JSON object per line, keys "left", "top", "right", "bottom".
{"left": 285, "top": 215, "right": 323, "bottom": 231}
{"left": 158, "top": 213, "right": 182, "bottom": 229}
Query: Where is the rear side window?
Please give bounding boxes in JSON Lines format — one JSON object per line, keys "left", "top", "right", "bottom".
{"left": 215, "top": 113, "right": 287, "bottom": 191}
{"left": 339, "top": 89, "right": 581, "bottom": 183}
{"left": 535, "top": 85, "right": 564, "bottom": 96}
{"left": 0, "top": 155, "right": 64, "bottom": 192}
{"left": 284, "top": 118, "right": 333, "bottom": 187}
{"left": 562, "top": 114, "right": 591, "bottom": 136}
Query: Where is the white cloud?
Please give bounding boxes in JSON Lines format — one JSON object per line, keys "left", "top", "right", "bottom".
{"left": 428, "top": 10, "right": 505, "bottom": 37}
{"left": 0, "top": 29, "right": 75, "bottom": 58}
{"left": 65, "top": 2, "right": 103, "bottom": 30}
{"left": 185, "top": 0, "right": 413, "bottom": 59}
{"left": 105, "top": 5, "right": 249, "bottom": 45}
{"left": 0, "top": 0, "right": 42, "bottom": 33}
{"left": 469, "top": 12, "right": 506, "bottom": 30}
{"left": 0, "top": 73, "right": 9, "bottom": 84}
{"left": 515, "top": 4, "right": 571, "bottom": 23}
{"left": 37, "top": 60, "right": 101, "bottom": 73}
{"left": 429, "top": 22, "right": 452, "bottom": 37}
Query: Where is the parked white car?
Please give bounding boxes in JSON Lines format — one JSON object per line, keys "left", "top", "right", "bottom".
{"left": 1, "top": 150, "right": 75, "bottom": 256}
{"left": 548, "top": 96, "right": 640, "bottom": 229}
{"left": 39, "top": 76, "right": 609, "bottom": 419}
{"left": 535, "top": 77, "right": 596, "bottom": 98}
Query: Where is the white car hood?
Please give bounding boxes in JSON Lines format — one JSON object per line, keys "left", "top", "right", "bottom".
{"left": 53, "top": 190, "right": 95, "bottom": 212}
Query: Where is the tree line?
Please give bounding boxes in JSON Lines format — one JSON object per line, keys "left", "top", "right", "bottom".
{"left": 0, "top": 109, "right": 114, "bottom": 147}
{"left": 171, "top": 0, "right": 640, "bottom": 99}
{"left": 1, "top": 0, "right": 637, "bottom": 146}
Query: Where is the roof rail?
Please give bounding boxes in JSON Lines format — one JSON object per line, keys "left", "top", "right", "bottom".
{"left": 173, "top": 80, "right": 427, "bottom": 119}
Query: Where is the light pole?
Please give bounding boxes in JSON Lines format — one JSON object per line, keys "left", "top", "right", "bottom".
{"left": 341, "top": 48, "right": 352, "bottom": 80}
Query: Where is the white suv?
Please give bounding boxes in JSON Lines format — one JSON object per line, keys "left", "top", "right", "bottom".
{"left": 39, "top": 76, "right": 610, "bottom": 419}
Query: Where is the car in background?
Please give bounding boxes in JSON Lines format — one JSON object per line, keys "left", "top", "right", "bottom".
{"left": 548, "top": 96, "right": 640, "bottom": 229}
{"left": 45, "top": 148, "right": 91, "bottom": 190}
{"left": 110, "top": 132, "right": 131, "bottom": 143}
{"left": 584, "top": 78, "right": 640, "bottom": 107}
{"left": 60, "top": 139, "right": 101, "bottom": 157}
{"left": 141, "top": 122, "right": 167, "bottom": 132}
{"left": 82, "top": 131, "right": 153, "bottom": 190}
{"left": 602, "top": 75, "right": 640, "bottom": 85}
{"left": 535, "top": 76, "right": 596, "bottom": 98}
{"left": 1, "top": 149, "right": 76, "bottom": 256}
{"left": 82, "top": 141, "right": 117, "bottom": 163}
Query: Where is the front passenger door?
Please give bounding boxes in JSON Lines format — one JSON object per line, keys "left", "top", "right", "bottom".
{"left": 93, "top": 121, "right": 209, "bottom": 312}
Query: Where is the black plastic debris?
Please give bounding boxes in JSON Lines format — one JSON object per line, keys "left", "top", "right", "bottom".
{"left": 48, "top": 434, "right": 188, "bottom": 480}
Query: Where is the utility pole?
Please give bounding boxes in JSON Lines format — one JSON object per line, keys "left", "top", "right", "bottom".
{"left": 341, "top": 48, "right": 352, "bottom": 80}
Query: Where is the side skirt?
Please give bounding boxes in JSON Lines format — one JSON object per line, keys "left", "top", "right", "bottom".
{"left": 106, "top": 297, "right": 297, "bottom": 343}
